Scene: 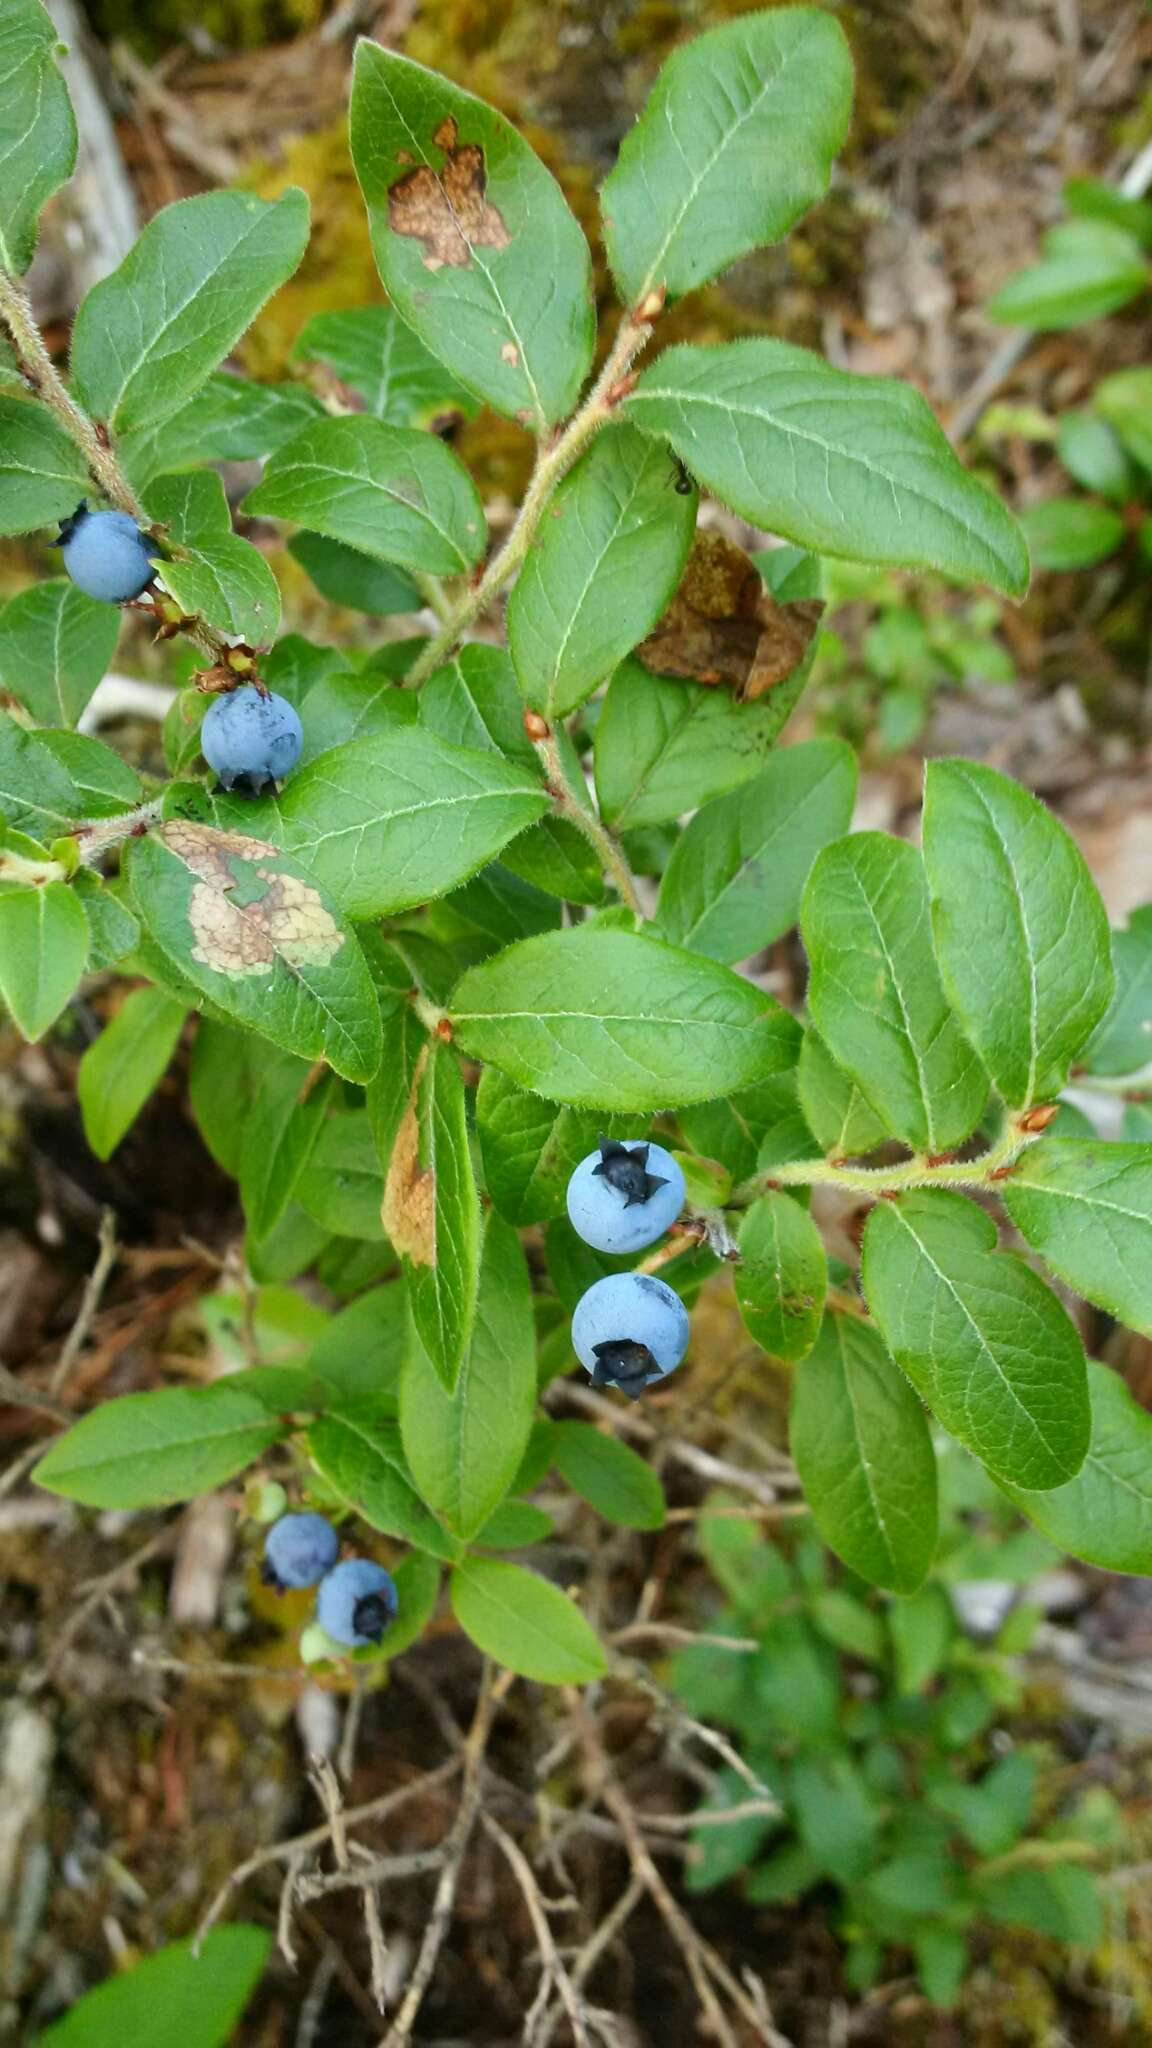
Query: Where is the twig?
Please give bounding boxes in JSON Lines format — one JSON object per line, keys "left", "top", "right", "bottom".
{"left": 0, "top": 1363, "right": 69, "bottom": 1424}
{"left": 538, "top": 1876, "right": 645, "bottom": 2048}
{"left": 0, "top": 1441, "right": 52, "bottom": 1502}
{"left": 278, "top": 1850, "right": 307, "bottom": 1970}
{"left": 51, "top": 1208, "right": 119, "bottom": 1394}
{"left": 610, "top": 1623, "right": 758, "bottom": 1654}
{"left": 481, "top": 1814, "right": 590, "bottom": 2048}
{"left": 530, "top": 726, "right": 643, "bottom": 917}
{"left": 133, "top": 1649, "right": 301, "bottom": 1681}
{"left": 312, "top": 1757, "right": 391, "bottom": 2010}
{"left": 731, "top": 1116, "right": 1046, "bottom": 1205}
{"left": 295, "top": 1848, "right": 446, "bottom": 1899}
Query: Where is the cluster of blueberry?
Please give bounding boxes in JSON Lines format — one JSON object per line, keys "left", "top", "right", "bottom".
{"left": 262, "top": 1512, "right": 397, "bottom": 1649}
{"left": 565, "top": 1138, "right": 690, "bottom": 1400}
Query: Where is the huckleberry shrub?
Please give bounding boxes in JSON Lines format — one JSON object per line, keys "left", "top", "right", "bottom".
{"left": 2, "top": 5, "right": 1149, "bottom": 1754}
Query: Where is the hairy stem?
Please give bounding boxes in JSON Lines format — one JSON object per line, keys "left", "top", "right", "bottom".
{"left": 402, "top": 311, "right": 654, "bottom": 690}
{"left": 732, "top": 1118, "right": 1047, "bottom": 1206}
{"left": 531, "top": 726, "right": 644, "bottom": 917}
{"left": 72, "top": 800, "right": 164, "bottom": 866}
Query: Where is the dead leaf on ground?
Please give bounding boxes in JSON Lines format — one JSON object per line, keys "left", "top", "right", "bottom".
{"left": 388, "top": 114, "right": 510, "bottom": 272}
{"left": 635, "top": 532, "right": 824, "bottom": 700}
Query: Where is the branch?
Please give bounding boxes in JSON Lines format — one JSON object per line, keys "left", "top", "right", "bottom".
{"left": 529, "top": 722, "right": 644, "bottom": 916}
{"left": 50, "top": 1207, "right": 118, "bottom": 1393}
{"left": 731, "top": 1112, "right": 1052, "bottom": 1206}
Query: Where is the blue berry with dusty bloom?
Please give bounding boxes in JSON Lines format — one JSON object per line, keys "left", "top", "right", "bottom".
{"left": 566, "top": 1136, "right": 685, "bottom": 1254}
{"left": 201, "top": 684, "right": 303, "bottom": 794}
{"left": 55, "top": 501, "right": 156, "bottom": 603}
{"left": 571, "top": 1271, "right": 690, "bottom": 1401}
{"left": 262, "top": 1512, "right": 339, "bottom": 1591}
{"left": 316, "top": 1558, "right": 398, "bottom": 1647}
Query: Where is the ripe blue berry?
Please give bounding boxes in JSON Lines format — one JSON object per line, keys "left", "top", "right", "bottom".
{"left": 55, "top": 502, "right": 156, "bottom": 603}
{"left": 571, "top": 1271, "right": 690, "bottom": 1400}
{"left": 201, "top": 684, "right": 303, "bottom": 794}
{"left": 316, "top": 1558, "right": 398, "bottom": 1647}
{"left": 262, "top": 1512, "right": 339, "bottom": 1591}
{"left": 566, "top": 1136, "right": 685, "bottom": 1254}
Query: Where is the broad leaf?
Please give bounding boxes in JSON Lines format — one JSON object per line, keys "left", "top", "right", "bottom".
{"left": 796, "top": 1030, "right": 887, "bottom": 1158}
{"left": 0, "top": 713, "right": 131, "bottom": 839}
{"left": 307, "top": 1399, "right": 459, "bottom": 1560}
{"left": 603, "top": 7, "right": 852, "bottom": 303}
{"left": 288, "top": 531, "right": 420, "bottom": 616}
{"left": 428, "top": 861, "right": 559, "bottom": 956}
{"left": 974, "top": 1863, "right": 1102, "bottom": 1949}
{"left": 292, "top": 303, "right": 478, "bottom": 425}
{"left": 1057, "top": 411, "right": 1134, "bottom": 501}
{"left": 78, "top": 987, "right": 185, "bottom": 1159}
{"left": 0, "top": 579, "right": 120, "bottom": 725}
{"left": 551, "top": 1419, "right": 665, "bottom": 1530}
{"left": 242, "top": 414, "right": 484, "bottom": 576}
{"left": 277, "top": 726, "right": 548, "bottom": 918}
{"left": 987, "top": 221, "right": 1148, "bottom": 330}
{"left": 188, "top": 1019, "right": 259, "bottom": 1175}
{"left": 801, "top": 833, "right": 986, "bottom": 1152}
{"left": 309, "top": 1283, "right": 408, "bottom": 1409}
{"left": 450, "top": 924, "right": 801, "bottom": 1111}
{"left": 507, "top": 424, "right": 696, "bottom": 718}
{"left": 790, "top": 1311, "right": 937, "bottom": 1593}
{"left": 73, "top": 869, "right": 139, "bottom": 969}
{"left": 1002, "top": 1358, "right": 1152, "bottom": 1575}
{"left": 71, "top": 188, "right": 310, "bottom": 435}
{"left": 0, "top": 880, "right": 88, "bottom": 1040}
{"left": 1003, "top": 1140, "right": 1152, "bottom": 1338}
{"left": 297, "top": 1110, "right": 386, "bottom": 1240}
{"left": 450, "top": 1557, "right": 606, "bottom": 1682}
{"left": 0, "top": 396, "right": 89, "bottom": 534}
{"left": 126, "top": 820, "right": 382, "bottom": 1083}
{"left": 736, "top": 1190, "right": 826, "bottom": 1361}
{"left": 0, "top": 0, "right": 77, "bottom": 274}
{"left": 922, "top": 758, "right": 1112, "bottom": 1108}
{"left": 35, "top": 1928, "right": 270, "bottom": 2048}
{"left": 35, "top": 1381, "right": 284, "bottom": 1507}
{"left": 400, "top": 1211, "right": 535, "bottom": 1537}
{"left": 476, "top": 1067, "right": 620, "bottom": 1225}
{"left": 350, "top": 44, "right": 595, "bottom": 430}
{"left": 238, "top": 1050, "right": 332, "bottom": 1240}
{"left": 118, "top": 373, "right": 324, "bottom": 491}
{"left": 40, "top": 729, "right": 140, "bottom": 813}
{"left": 148, "top": 470, "right": 281, "bottom": 644}
{"left": 626, "top": 341, "right": 1029, "bottom": 595}
{"left": 383, "top": 1040, "right": 481, "bottom": 1388}
{"left": 1085, "top": 906, "right": 1152, "bottom": 1076}
{"left": 1096, "top": 369, "right": 1152, "bottom": 473}
{"left": 656, "top": 739, "right": 856, "bottom": 962}
{"left": 1021, "top": 497, "right": 1124, "bottom": 572}
{"left": 297, "top": 665, "right": 418, "bottom": 765}
{"left": 862, "top": 1190, "right": 1089, "bottom": 1491}
{"left": 680, "top": 1075, "right": 805, "bottom": 1186}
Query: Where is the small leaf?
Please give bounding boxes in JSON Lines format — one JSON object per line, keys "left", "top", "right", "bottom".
{"left": 790, "top": 1311, "right": 937, "bottom": 1593}
{"left": 922, "top": 758, "right": 1113, "bottom": 1108}
{"left": 35, "top": 1381, "right": 284, "bottom": 1507}
{"left": 862, "top": 1189, "right": 1090, "bottom": 1491}
{"left": 450, "top": 1557, "right": 606, "bottom": 1682}
{"left": 801, "top": 833, "right": 987, "bottom": 1152}
{"left": 146, "top": 470, "right": 281, "bottom": 644}
{"left": 289, "top": 531, "right": 420, "bottom": 616}
{"left": 450, "top": 924, "right": 801, "bottom": 1111}
{"left": 551, "top": 1419, "right": 665, "bottom": 1530}
{"left": 507, "top": 424, "right": 697, "bottom": 719}
{"left": 656, "top": 739, "right": 856, "bottom": 963}
{"left": 627, "top": 341, "right": 1029, "bottom": 596}
{"left": 0, "top": 0, "right": 77, "bottom": 274}
{"left": 238, "top": 1051, "right": 332, "bottom": 1241}
{"left": 0, "top": 880, "right": 88, "bottom": 1040}
{"left": 888, "top": 1583, "right": 953, "bottom": 1695}
{"left": 679, "top": 1075, "right": 804, "bottom": 1187}
{"left": 796, "top": 1031, "right": 887, "bottom": 1158}
{"left": 350, "top": 44, "right": 595, "bottom": 430}
{"left": 1086, "top": 906, "right": 1152, "bottom": 1076}
{"left": 0, "top": 396, "right": 90, "bottom": 535}
{"left": 309, "top": 1283, "right": 409, "bottom": 1409}
{"left": 974, "top": 1863, "right": 1102, "bottom": 1948}
{"left": 1002, "top": 1357, "right": 1152, "bottom": 1575}
{"left": 242, "top": 414, "right": 485, "bottom": 577}
{"left": 297, "top": 1110, "right": 386, "bottom": 1240}
{"left": 602, "top": 7, "right": 852, "bottom": 303}
{"left": 118, "top": 373, "right": 324, "bottom": 492}
{"left": 383, "top": 1041, "right": 481, "bottom": 1388}
{"left": 297, "top": 665, "right": 418, "bottom": 765}
{"left": 292, "top": 304, "right": 478, "bottom": 425}
{"left": 308, "top": 1399, "right": 459, "bottom": 1560}
{"left": 986, "top": 221, "right": 1148, "bottom": 330}
{"left": 73, "top": 869, "right": 139, "bottom": 969}
{"left": 34, "top": 1927, "right": 270, "bottom": 2048}
{"left": 1003, "top": 1141, "right": 1152, "bottom": 1338}
{"left": 736, "top": 1191, "right": 826, "bottom": 1362}
{"left": 78, "top": 987, "right": 186, "bottom": 1159}
{"left": 1096, "top": 368, "right": 1152, "bottom": 473}
{"left": 476, "top": 1068, "right": 620, "bottom": 1226}
{"left": 0, "top": 580, "right": 120, "bottom": 726}
{"left": 1021, "top": 497, "right": 1124, "bottom": 571}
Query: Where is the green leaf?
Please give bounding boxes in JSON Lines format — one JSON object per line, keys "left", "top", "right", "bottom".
{"left": 602, "top": 7, "right": 851, "bottom": 303}
{"left": 288, "top": 531, "right": 420, "bottom": 616}
{"left": 400, "top": 1211, "right": 535, "bottom": 1537}
{"left": 1002, "top": 1358, "right": 1152, "bottom": 1575}
{"left": 684, "top": 1766, "right": 779, "bottom": 1895}
{"left": 71, "top": 188, "right": 310, "bottom": 435}
{"left": 428, "top": 862, "right": 559, "bottom": 956}
{"left": 656, "top": 739, "right": 856, "bottom": 963}
{"left": 986, "top": 221, "right": 1148, "bottom": 330}
{"left": 73, "top": 869, "right": 139, "bottom": 969}
{"left": 476, "top": 1501, "right": 553, "bottom": 1548}
{"left": 450, "top": 924, "right": 801, "bottom": 1111}
{"left": 928, "top": 1753, "right": 1035, "bottom": 1858}
{"left": 309, "top": 1283, "right": 408, "bottom": 1408}
{"left": 594, "top": 655, "right": 817, "bottom": 833}
{"left": 790, "top": 1751, "right": 878, "bottom": 1884}
{"left": 507, "top": 424, "right": 696, "bottom": 719}
{"left": 1064, "top": 176, "right": 1152, "bottom": 246}
{"left": 188, "top": 1019, "right": 259, "bottom": 1174}
{"left": 922, "top": 758, "right": 1113, "bottom": 1108}
{"left": 238, "top": 1052, "right": 332, "bottom": 1240}
{"left": 277, "top": 726, "right": 547, "bottom": 919}
{"left": 292, "top": 304, "right": 478, "bottom": 425}
{"left": 0, "top": 395, "right": 90, "bottom": 534}
{"left": 35, "top": 1381, "right": 284, "bottom": 1507}
{"left": 1057, "top": 412, "right": 1134, "bottom": 501}
{"left": 888, "top": 1583, "right": 953, "bottom": 1694}
{"left": 383, "top": 1040, "right": 480, "bottom": 1388}
{"left": 296, "top": 666, "right": 417, "bottom": 765}
{"left": 1021, "top": 497, "right": 1124, "bottom": 572}
{"left": 0, "top": 580, "right": 120, "bottom": 726}
{"left": 790, "top": 1311, "right": 937, "bottom": 1593}
{"left": 801, "top": 833, "right": 986, "bottom": 1152}
{"left": 475, "top": 1067, "right": 619, "bottom": 1225}
{"left": 796, "top": 1030, "right": 887, "bottom": 1158}
{"left": 450, "top": 1557, "right": 606, "bottom": 1683}
{"left": 1003, "top": 1140, "right": 1152, "bottom": 1338}
{"left": 974, "top": 1863, "right": 1102, "bottom": 1948}
{"left": 627, "top": 340, "right": 1029, "bottom": 595}
{"left": 242, "top": 414, "right": 484, "bottom": 576}
{"left": 40, "top": 730, "right": 140, "bottom": 815}
{"left": 736, "top": 1191, "right": 826, "bottom": 1363}
{"left": 552, "top": 1419, "right": 665, "bottom": 1530}
{"left": 862, "top": 1189, "right": 1090, "bottom": 1491}
{"left": 0, "top": 0, "right": 77, "bottom": 274}
{"left": 1096, "top": 369, "right": 1152, "bottom": 473}
{"left": 1085, "top": 905, "right": 1152, "bottom": 1076}
{"left": 679, "top": 1076, "right": 802, "bottom": 1186}
{"left": 297, "top": 1110, "right": 386, "bottom": 1240}
{"left": 0, "top": 880, "right": 88, "bottom": 1039}
{"left": 78, "top": 987, "right": 185, "bottom": 1159}
{"left": 118, "top": 373, "right": 324, "bottom": 492}
{"left": 143, "top": 470, "right": 280, "bottom": 643}
{"left": 350, "top": 44, "right": 595, "bottom": 431}
{"left": 34, "top": 1927, "right": 270, "bottom": 2048}
{"left": 125, "top": 820, "right": 382, "bottom": 1083}
{"left": 308, "top": 1399, "right": 459, "bottom": 1560}
{"left": 810, "top": 1588, "right": 885, "bottom": 1663}
{"left": 913, "top": 1926, "right": 968, "bottom": 2010}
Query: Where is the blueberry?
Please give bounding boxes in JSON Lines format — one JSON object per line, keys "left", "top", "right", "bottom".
{"left": 262, "top": 1512, "right": 339, "bottom": 1590}
{"left": 566, "top": 1136, "right": 685, "bottom": 1254}
{"left": 571, "top": 1271, "right": 690, "bottom": 1400}
{"left": 54, "top": 502, "right": 156, "bottom": 603}
{"left": 200, "top": 684, "right": 303, "bottom": 794}
{"left": 316, "top": 1558, "right": 398, "bottom": 1647}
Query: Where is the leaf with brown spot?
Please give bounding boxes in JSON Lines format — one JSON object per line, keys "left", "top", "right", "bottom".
{"left": 635, "top": 532, "right": 824, "bottom": 700}
{"left": 377, "top": 1036, "right": 480, "bottom": 1391}
{"left": 388, "top": 122, "right": 510, "bottom": 273}
{"left": 126, "top": 821, "right": 382, "bottom": 1083}
{"left": 382, "top": 1045, "right": 436, "bottom": 1266}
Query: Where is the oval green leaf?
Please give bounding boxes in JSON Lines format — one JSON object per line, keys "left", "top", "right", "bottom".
{"left": 450, "top": 1557, "right": 606, "bottom": 1683}
{"left": 35, "top": 1382, "right": 284, "bottom": 1508}
{"left": 736, "top": 1190, "right": 827, "bottom": 1362}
